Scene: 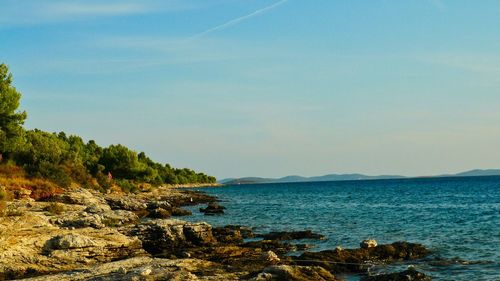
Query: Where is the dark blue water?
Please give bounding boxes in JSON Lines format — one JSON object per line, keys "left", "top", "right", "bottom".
{"left": 185, "top": 176, "right": 500, "bottom": 280}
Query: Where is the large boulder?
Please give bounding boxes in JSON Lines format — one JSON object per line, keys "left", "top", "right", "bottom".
{"left": 46, "top": 234, "right": 96, "bottom": 250}
{"left": 50, "top": 188, "right": 108, "bottom": 209}
{"left": 199, "top": 202, "right": 225, "bottom": 215}
{"left": 361, "top": 239, "right": 378, "bottom": 249}
{"left": 130, "top": 219, "right": 216, "bottom": 257}
{"left": 0, "top": 212, "right": 146, "bottom": 280}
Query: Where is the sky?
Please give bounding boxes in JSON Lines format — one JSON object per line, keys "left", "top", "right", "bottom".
{"left": 1, "top": 0, "right": 500, "bottom": 179}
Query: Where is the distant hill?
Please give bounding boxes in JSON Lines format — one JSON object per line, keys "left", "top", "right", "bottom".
{"left": 445, "top": 169, "right": 500, "bottom": 177}
{"left": 219, "top": 173, "right": 405, "bottom": 185}
{"left": 220, "top": 169, "right": 500, "bottom": 185}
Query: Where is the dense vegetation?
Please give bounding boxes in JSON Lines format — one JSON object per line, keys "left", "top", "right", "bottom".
{"left": 0, "top": 63, "right": 216, "bottom": 194}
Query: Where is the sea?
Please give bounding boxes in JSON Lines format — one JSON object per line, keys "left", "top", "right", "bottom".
{"left": 184, "top": 176, "right": 500, "bottom": 281}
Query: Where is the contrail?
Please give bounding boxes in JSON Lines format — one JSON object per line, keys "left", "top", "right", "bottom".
{"left": 190, "top": 0, "right": 288, "bottom": 39}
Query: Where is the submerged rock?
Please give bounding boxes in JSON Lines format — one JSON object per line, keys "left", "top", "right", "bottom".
{"left": 360, "top": 269, "right": 432, "bottom": 281}
{"left": 295, "top": 242, "right": 430, "bottom": 273}
{"left": 257, "top": 230, "right": 325, "bottom": 241}
{"left": 199, "top": 202, "right": 226, "bottom": 215}
{"left": 171, "top": 206, "right": 192, "bottom": 216}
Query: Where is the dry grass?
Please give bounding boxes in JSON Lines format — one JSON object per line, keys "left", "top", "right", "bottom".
{"left": 0, "top": 164, "right": 63, "bottom": 201}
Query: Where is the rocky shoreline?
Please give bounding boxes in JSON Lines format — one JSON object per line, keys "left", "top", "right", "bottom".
{"left": 0, "top": 187, "right": 434, "bottom": 281}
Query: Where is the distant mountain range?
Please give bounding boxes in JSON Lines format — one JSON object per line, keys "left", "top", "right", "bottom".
{"left": 219, "top": 169, "right": 500, "bottom": 185}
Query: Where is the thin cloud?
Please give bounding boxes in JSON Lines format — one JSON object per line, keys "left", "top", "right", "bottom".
{"left": 0, "top": 0, "right": 193, "bottom": 26}
{"left": 45, "top": 2, "right": 148, "bottom": 16}
{"left": 190, "top": 0, "right": 289, "bottom": 39}
{"left": 427, "top": 0, "right": 446, "bottom": 11}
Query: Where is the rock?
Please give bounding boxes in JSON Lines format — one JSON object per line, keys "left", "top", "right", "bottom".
{"left": 361, "top": 239, "right": 378, "bottom": 249}
{"left": 184, "top": 222, "right": 217, "bottom": 246}
{"left": 213, "top": 226, "right": 244, "bottom": 244}
{"left": 295, "top": 242, "right": 430, "bottom": 274}
{"left": 147, "top": 200, "right": 171, "bottom": 210}
{"left": 17, "top": 256, "right": 243, "bottom": 281}
{"left": 139, "top": 267, "right": 152, "bottom": 276}
{"left": 101, "top": 210, "right": 139, "bottom": 227}
{"left": 243, "top": 240, "right": 297, "bottom": 255}
{"left": 360, "top": 269, "right": 432, "bottom": 281}
{"left": 50, "top": 188, "right": 107, "bottom": 207}
{"left": 147, "top": 207, "right": 171, "bottom": 219}
{"left": 117, "top": 266, "right": 127, "bottom": 275}
{"left": 164, "top": 189, "right": 216, "bottom": 206}
{"left": 254, "top": 272, "right": 274, "bottom": 280}
{"left": 262, "top": 251, "right": 281, "bottom": 263}
{"left": 0, "top": 215, "right": 146, "bottom": 280}
{"left": 260, "top": 265, "right": 338, "bottom": 281}
{"left": 216, "top": 225, "right": 254, "bottom": 239}
{"left": 50, "top": 212, "right": 105, "bottom": 229}
{"left": 105, "top": 196, "right": 147, "bottom": 211}
{"left": 199, "top": 202, "right": 225, "bottom": 215}
{"left": 171, "top": 207, "right": 192, "bottom": 216}
{"left": 84, "top": 204, "right": 111, "bottom": 214}
{"left": 130, "top": 219, "right": 216, "bottom": 257}
{"left": 46, "top": 234, "right": 97, "bottom": 250}
{"left": 258, "top": 230, "right": 325, "bottom": 241}
{"left": 180, "top": 251, "right": 192, "bottom": 258}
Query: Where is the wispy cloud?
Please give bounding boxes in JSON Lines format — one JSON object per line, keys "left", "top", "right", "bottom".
{"left": 0, "top": 0, "right": 192, "bottom": 26}
{"left": 44, "top": 2, "right": 148, "bottom": 16}
{"left": 427, "top": 0, "right": 446, "bottom": 11}
{"left": 190, "top": 0, "right": 289, "bottom": 39}
{"left": 421, "top": 53, "right": 500, "bottom": 76}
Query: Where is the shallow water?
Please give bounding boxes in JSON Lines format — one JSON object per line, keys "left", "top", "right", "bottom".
{"left": 184, "top": 176, "right": 500, "bottom": 280}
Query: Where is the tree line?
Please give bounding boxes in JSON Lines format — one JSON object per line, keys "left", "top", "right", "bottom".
{"left": 0, "top": 63, "right": 216, "bottom": 192}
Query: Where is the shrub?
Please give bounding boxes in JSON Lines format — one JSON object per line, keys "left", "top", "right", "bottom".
{"left": 116, "top": 179, "right": 138, "bottom": 193}
{"left": 28, "top": 179, "right": 62, "bottom": 201}
{"left": 45, "top": 202, "right": 64, "bottom": 215}
{"left": 96, "top": 172, "right": 112, "bottom": 192}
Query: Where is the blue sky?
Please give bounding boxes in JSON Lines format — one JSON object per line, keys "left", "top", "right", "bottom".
{"left": 1, "top": 0, "right": 500, "bottom": 179}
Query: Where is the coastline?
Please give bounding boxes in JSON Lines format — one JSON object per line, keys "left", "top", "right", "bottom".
{"left": 0, "top": 186, "right": 433, "bottom": 281}
{"left": 166, "top": 183, "right": 222, "bottom": 188}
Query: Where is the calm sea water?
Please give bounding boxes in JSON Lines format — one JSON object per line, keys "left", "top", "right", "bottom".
{"left": 184, "top": 176, "right": 500, "bottom": 281}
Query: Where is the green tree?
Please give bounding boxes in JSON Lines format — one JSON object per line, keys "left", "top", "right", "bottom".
{"left": 0, "top": 64, "right": 27, "bottom": 161}
{"left": 99, "top": 144, "right": 145, "bottom": 179}
{"left": 16, "top": 130, "right": 71, "bottom": 187}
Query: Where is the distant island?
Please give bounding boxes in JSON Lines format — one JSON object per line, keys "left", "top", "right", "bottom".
{"left": 220, "top": 169, "right": 500, "bottom": 185}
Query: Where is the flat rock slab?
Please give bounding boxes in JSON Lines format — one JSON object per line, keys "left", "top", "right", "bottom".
{"left": 360, "top": 269, "right": 432, "bottom": 281}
